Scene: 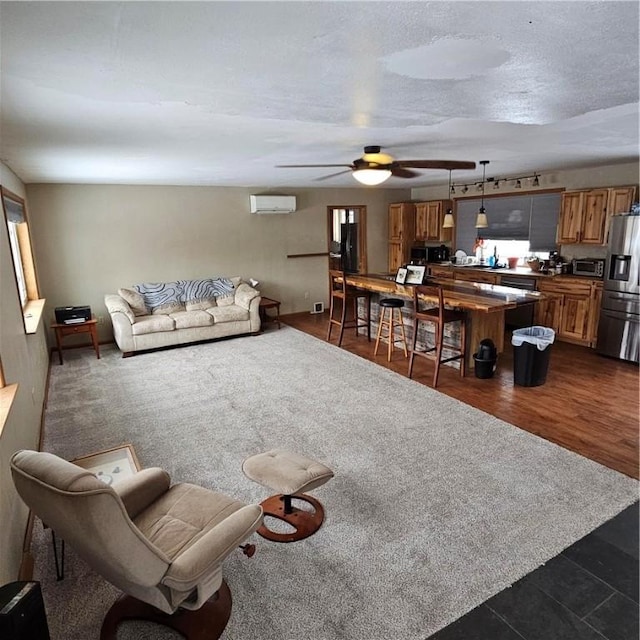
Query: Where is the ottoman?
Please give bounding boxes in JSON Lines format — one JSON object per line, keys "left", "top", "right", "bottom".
{"left": 242, "top": 449, "right": 334, "bottom": 543}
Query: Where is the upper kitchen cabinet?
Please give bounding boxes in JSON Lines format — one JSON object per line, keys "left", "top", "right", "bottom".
{"left": 415, "top": 200, "right": 453, "bottom": 243}
{"left": 388, "top": 202, "right": 415, "bottom": 272}
{"left": 558, "top": 186, "right": 636, "bottom": 245}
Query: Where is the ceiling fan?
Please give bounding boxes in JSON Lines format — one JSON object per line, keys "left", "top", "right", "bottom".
{"left": 277, "top": 146, "right": 476, "bottom": 185}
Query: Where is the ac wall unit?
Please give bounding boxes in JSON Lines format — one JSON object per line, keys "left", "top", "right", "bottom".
{"left": 250, "top": 195, "right": 297, "bottom": 214}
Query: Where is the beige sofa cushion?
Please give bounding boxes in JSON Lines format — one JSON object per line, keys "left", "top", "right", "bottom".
{"left": 185, "top": 298, "right": 216, "bottom": 311}
{"left": 152, "top": 302, "right": 185, "bottom": 315}
{"left": 235, "top": 283, "right": 260, "bottom": 310}
{"left": 169, "top": 310, "right": 214, "bottom": 329}
{"left": 216, "top": 295, "right": 235, "bottom": 307}
{"left": 119, "top": 288, "right": 148, "bottom": 316}
{"left": 207, "top": 306, "right": 250, "bottom": 323}
{"left": 132, "top": 315, "right": 176, "bottom": 335}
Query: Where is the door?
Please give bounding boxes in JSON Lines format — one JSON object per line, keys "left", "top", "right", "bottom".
{"left": 558, "top": 192, "right": 584, "bottom": 244}
{"left": 328, "top": 206, "right": 367, "bottom": 273}
{"left": 581, "top": 189, "right": 609, "bottom": 243}
{"left": 596, "top": 308, "right": 640, "bottom": 363}
{"left": 559, "top": 292, "right": 591, "bottom": 341}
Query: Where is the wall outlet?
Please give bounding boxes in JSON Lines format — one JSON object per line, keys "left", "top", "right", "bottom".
{"left": 304, "top": 291, "right": 310, "bottom": 299}
{"left": 97, "top": 315, "right": 104, "bottom": 325}
{"left": 311, "top": 301, "right": 324, "bottom": 314}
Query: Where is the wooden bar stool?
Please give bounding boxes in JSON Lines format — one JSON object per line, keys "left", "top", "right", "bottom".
{"left": 408, "top": 284, "right": 467, "bottom": 387}
{"left": 374, "top": 298, "right": 408, "bottom": 361}
{"left": 326, "top": 270, "right": 371, "bottom": 347}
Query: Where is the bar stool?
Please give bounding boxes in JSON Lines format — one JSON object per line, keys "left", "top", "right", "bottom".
{"left": 374, "top": 298, "right": 408, "bottom": 361}
{"left": 408, "top": 284, "right": 467, "bottom": 387}
{"left": 326, "top": 270, "right": 371, "bottom": 347}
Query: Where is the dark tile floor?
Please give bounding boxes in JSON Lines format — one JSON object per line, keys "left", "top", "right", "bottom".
{"left": 429, "top": 501, "right": 639, "bottom": 640}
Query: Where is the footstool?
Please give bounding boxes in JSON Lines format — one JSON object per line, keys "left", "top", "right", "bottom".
{"left": 242, "top": 449, "right": 334, "bottom": 543}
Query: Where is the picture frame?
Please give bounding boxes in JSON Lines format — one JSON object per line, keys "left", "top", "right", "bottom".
{"left": 395, "top": 267, "right": 408, "bottom": 284}
{"left": 405, "top": 265, "right": 426, "bottom": 285}
{"left": 71, "top": 444, "right": 141, "bottom": 486}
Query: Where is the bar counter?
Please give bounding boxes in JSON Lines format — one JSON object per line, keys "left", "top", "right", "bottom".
{"left": 344, "top": 273, "right": 544, "bottom": 372}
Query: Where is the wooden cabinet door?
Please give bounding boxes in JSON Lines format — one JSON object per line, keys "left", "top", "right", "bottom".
{"left": 415, "top": 203, "right": 429, "bottom": 241}
{"left": 535, "top": 291, "right": 563, "bottom": 333}
{"left": 429, "top": 265, "right": 454, "bottom": 279}
{"left": 581, "top": 189, "right": 609, "bottom": 244}
{"left": 389, "top": 204, "right": 404, "bottom": 242}
{"left": 388, "top": 241, "right": 404, "bottom": 273}
{"left": 454, "top": 270, "right": 498, "bottom": 284}
{"left": 588, "top": 284, "right": 603, "bottom": 346}
{"left": 558, "top": 192, "right": 584, "bottom": 244}
{"left": 607, "top": 187, "right": 636, "bottom": 215}
{"left": 559, "top": 292, "right": 591, "bottom": 341}
{"left": 424, "top": 201, "right": 442, "bottom": 241}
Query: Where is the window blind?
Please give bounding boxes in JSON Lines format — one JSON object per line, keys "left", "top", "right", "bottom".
{"left": 455, "top": 193, "right": 560, "bottom": 253}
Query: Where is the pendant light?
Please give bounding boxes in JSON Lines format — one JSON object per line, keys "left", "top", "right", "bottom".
{"left": 442, "top": 169, "right": 454, "bottom": 228}
{"left": 475, "top": 160, "right": 489, "bottom": 228}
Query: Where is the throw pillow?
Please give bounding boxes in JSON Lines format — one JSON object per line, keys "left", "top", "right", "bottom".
{"left": 185, "top": 298, "right": 217, "bottom": 311}
{"left": 118, "top": 288, "right": 148, "bottom": 316}
{"left": 216, "top": 294, "right": 235, "bottom": 307}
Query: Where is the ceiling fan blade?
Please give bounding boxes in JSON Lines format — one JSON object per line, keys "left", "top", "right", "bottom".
{"left": 315, "top": 170, "right": 353, "bottom": 181}
{"left": 391, "top": 167, "right": 420, "bottom": 178}
{"left": 397, "top": 160, "right": 477, "bottom": 170}
{"left": 276, "top": 164, "right": 353, "bottom": 168}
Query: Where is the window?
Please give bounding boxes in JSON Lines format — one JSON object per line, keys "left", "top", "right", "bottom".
{"left": 327, "top": 206, "right": 367, "bottom": 273}
{"left": 455, "top": 192, "right": 561, "bottom": 258}
{"left": 1, "top": 187, "right": 43, "bottom": 333}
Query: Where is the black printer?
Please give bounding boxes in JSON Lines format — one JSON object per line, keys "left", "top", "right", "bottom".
{"left": 54, "top": 306, "right": 91, "bottom": 324}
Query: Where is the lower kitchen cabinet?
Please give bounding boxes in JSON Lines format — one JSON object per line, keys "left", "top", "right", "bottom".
{"left": 535, "top": 278, "right": 600, "bottom": 347}
{"left": 454, "top": 270, "right": 499, "bottom": 284}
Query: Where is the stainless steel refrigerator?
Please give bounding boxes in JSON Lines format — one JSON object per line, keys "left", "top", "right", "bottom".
{"left": 596, "top": 214, "right": 640, "bottom": 363}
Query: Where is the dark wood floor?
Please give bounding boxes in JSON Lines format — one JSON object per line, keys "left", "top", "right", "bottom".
{"left": 281, "top": 311, "right": 640, "bottom": 479}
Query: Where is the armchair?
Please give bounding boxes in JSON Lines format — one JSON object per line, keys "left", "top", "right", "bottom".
{"left": 10, "top": 450, "right": 263, "bottom": 640}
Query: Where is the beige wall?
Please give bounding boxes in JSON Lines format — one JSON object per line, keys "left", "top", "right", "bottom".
{"left": 0, "top": 163, "right": 50, "bottom": 583}
{"left": 411, "top": 161, "right": 640, "bottom": 201}
{"left": 25, "top": 184, "right": 411, "bottom": 342}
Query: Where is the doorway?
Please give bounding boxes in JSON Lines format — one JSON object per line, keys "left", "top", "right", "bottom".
{"left": 327, "top": 206, "right": 367, "bottom": 273}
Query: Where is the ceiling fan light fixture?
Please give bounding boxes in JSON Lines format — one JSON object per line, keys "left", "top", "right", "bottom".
{"left": 352, "top": 168, "right": 392, "bottom": 186}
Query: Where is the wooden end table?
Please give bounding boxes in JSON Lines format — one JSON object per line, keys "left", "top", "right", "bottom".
{"left": 51, "top": 318, "right": 100, "bottom": 365}
{"left": 259, "top": 297, "right": 281, "bottom": 329}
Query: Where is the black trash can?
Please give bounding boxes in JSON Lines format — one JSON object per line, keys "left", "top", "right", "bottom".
{"left": 473, "top": 338, "right": 497, "bottom": 379}
{"left": 511, "top": 326, "right": 555, "bottom": 387}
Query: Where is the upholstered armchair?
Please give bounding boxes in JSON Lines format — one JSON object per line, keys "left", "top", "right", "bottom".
{"left": 11, "top": 450, "right": 263, "bottom": 640}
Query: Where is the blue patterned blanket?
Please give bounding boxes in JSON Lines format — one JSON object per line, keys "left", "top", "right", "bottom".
{"left": 133, "top": 278, "right": 234, "bottom": 309}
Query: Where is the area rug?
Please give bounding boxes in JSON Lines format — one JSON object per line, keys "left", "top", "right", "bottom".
{"left": 32, "top": 327, "right": 638, "bottom": 640}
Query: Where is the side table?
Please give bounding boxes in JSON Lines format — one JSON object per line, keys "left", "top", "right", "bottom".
{"left": 259, "top": 297, "right": 281, "bottom": 330}
{"left": 51, "top": 318, "right": 100, "bottom": 365}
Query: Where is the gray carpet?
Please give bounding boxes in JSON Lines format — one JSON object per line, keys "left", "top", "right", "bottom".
{"left": 33, "top": 326, "right": 638, "bottom": 640}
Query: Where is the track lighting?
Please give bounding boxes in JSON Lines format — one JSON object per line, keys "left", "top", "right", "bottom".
{"left": 451, "top": 171, "right": 542, "bottom": 193}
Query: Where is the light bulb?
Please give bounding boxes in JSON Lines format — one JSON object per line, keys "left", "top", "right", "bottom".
{"left": 352, "top": 169, "right": 392, "bottom": 186}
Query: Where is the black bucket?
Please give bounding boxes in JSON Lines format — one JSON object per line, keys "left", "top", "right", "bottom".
{"left": 473, "top": 354, "right": 497, "bottom": 379}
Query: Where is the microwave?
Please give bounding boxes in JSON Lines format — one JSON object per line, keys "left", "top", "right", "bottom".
{"left": 571, "top": 258, "right": 605, "bottom": 278}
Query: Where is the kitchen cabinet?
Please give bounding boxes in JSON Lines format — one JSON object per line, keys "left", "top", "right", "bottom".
{"left": 415, "top": 200, "right": 452, "bottom": 243}
{"left": 429, "top": 265, "right": 454, "bottom": 279}
{"left": 388, "top": 203, "right": 415, "bottom": 272}
{"left": 453, "top": 269, "right": 499, "bottom": 285}
{"left": 535, "top": 278, "right": 597, "bottom": 346}
{"left": 558, "top": 186, "right": 636, "bottom": 245}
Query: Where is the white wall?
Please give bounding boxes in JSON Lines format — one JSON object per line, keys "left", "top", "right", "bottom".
{"left": 0, "top": 163, "right": 50, "bottom": 583}
{"left": 25, "top": 184, "right": 410, "bottom": 342}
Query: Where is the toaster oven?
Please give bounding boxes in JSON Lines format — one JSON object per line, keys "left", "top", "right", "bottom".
{"left": 571, "top": 258, "right": 605, "bottom": 278}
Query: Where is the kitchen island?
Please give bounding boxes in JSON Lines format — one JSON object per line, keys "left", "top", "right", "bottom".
{"left": 343, "top": 273, "right": 543, "bottom": 372}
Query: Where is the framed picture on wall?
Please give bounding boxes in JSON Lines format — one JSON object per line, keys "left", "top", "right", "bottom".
{"left": 405, "top": 265, "right": 426, "bottom": 285}
{"left": 395, "top": 267, "right": 408, "bottom": 284}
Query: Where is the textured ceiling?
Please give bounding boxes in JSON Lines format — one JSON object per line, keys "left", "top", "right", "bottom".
{"left": 1, "top": 1, "right": 638, "bottom": 188}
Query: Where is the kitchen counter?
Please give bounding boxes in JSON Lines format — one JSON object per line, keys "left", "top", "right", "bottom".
{"left": 430, "top": 263, "right": 602, "bottom": 282}
{"left": 344, "top": 273, "right": 543, "bottom": 372}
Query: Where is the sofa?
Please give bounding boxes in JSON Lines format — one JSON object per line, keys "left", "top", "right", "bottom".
{"left": 104, "top": 277, "right": 261, "bottom": 356}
